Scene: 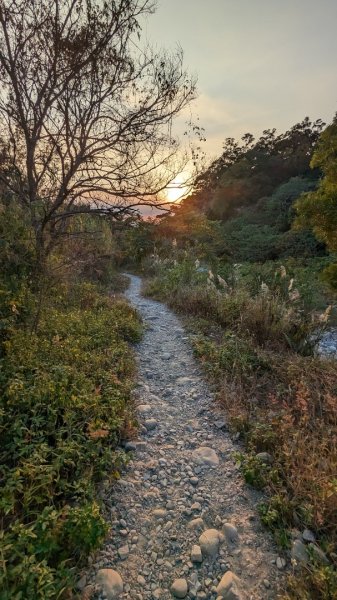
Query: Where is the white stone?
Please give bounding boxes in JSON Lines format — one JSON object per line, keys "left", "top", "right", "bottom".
{"left": 138, "top": 404, "right": 152, "bottom": 414}
{"left": 276, "top": 557, "right": 286, "bottom": 570}
{"left": 223, "top": 523, "right": 239, "bottom": 546}
{"left": 302, "top": 529, "right": 315, "bottom": 543}
{"left": 191, "top": 545, "right": 203, "bottom": 563}
{"left": 199, "top": 529, "right": 223, "bottom": 558}
{"left": 216, "top": 571, "right": 243, "bottom": 599}
{"left": 153, "top": 508, "right": 167, "bottom": 519}
{"left": 171, "top": 578, "right": 188, "bottom": 598}
{"left": 192, "top": 447, "right": 219, "bottom": 467}
{"left": 97, "top": 569, "right": 123, "bottom": 599}
{"left": 117, "top": 544, "right": 129, "bottom": 560}
{"left": 291, "top": 540, "right": 308, "bottom": 565}
{"left": 137, "top": 575, "right": 146, "bottom": 586}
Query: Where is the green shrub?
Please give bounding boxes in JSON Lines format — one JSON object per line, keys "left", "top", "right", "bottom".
{"left": 322, "top": 262, "right": 337, "bottom": 291}
{"left": 236, "top": 257, "right": 336, "bottom": 315}
{"left": 0, "top": 283, "right": 142, "bottom": 599}
{"left": 235, "top": 453, "right": 276, "bottom": 490}
{"left": 193, "top": 333, "right": 270, "bottom": 381}
{"left": 284, "top": 565, "right": 337, "bottom": 600}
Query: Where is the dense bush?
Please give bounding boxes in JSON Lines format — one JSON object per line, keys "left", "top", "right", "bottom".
{"left": 187, "top": 118, "right": 324, "bottom": 222}
{"left": 0, "top": 282, "right": 142, "bottom": 599}
{"left": 219, "top": 178, "right": 324, "bottom": 263}
{"left": 295, "top": 115, "right": 337, "bottom": 289}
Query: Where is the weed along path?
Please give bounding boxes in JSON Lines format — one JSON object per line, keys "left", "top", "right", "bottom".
{"left": 90, "top": 275, "right": 284, "bottom": 600}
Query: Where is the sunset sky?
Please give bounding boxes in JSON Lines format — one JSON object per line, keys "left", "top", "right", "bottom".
{"left": 144, "top": 0, "right": 337, "bottom": 161}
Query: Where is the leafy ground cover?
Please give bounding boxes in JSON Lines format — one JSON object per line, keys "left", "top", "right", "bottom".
{"left": 143, "top": 258, "right": 337, "bottom": 599}
{"left": 0, "top": 280, "right": 142, "bottom": 599}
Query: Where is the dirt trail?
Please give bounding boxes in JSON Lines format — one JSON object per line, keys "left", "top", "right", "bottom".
{"left": 90, "top": 274, "right": 284, "bottom": 600}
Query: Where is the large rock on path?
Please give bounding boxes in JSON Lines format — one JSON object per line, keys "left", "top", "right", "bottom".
{"left": 223, "top": 522, "right": 239, "bottom": 547}
{"left": 199, "top": 529, "right": 223, "bottom": 558}
{"left": 191, "top": 544, "right": 203, "bottom": 563}
{"left": 192, "top": 446, "right": 219, "bottom": 467}
{"left": 216, "top": 571, "right": 244, "bottom": 599}
{"left": 171, "top": 578, "right": 188, "bottom": 598}
{"left": 96, "top": 569, "right": 123, "bottom": 599}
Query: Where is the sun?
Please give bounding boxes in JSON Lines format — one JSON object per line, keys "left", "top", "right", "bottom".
{"left": 165, "top": 173, "right": 190, "bottom": 203}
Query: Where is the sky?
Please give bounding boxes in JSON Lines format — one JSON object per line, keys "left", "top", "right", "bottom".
{"left": 143, "top": 0, "right": 337, "bottom": 162}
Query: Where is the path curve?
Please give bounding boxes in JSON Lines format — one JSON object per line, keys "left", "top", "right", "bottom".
{"left": 91, "top": 275, "right": 284, "bottom": 600}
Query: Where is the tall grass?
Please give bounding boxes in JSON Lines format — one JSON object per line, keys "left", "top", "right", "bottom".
{"left": 144, "top": 259, "right": 319, "bottom": 354}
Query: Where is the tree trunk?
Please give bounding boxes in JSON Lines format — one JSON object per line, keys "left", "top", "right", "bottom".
{"left": 30, "top": 234, "right": 48, "bottom": 332}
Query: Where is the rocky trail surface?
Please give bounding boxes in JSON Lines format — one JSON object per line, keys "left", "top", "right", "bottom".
{"left": 87, "top": 275, "right": 285, "bottom": 600}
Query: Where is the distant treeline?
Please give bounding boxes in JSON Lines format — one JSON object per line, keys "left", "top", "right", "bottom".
{"left": 163, "top": 117, "right": 335, "bottom": 266}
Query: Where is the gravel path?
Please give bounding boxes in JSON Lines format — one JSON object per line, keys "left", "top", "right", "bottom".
{"left": 88, "top": 275, "right": 284, "bottom": 600}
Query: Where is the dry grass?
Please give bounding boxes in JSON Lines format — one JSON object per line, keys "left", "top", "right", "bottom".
{"left": 192, "top": 331, "right": 337, "bottom": 598}
{"left": 144, "top": 275, "right": 316, "bottom": 354}
{"left": 218, "top": 355, "right": 337, "bottom": 537}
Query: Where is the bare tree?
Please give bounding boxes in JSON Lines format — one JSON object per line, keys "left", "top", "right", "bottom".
{"left": 0, "top": 0, "right": 196, "bottom": 270}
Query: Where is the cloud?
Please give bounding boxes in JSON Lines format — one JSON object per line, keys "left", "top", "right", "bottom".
{"left": 144, "top": 0, "right": 337, "bottom": 162}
